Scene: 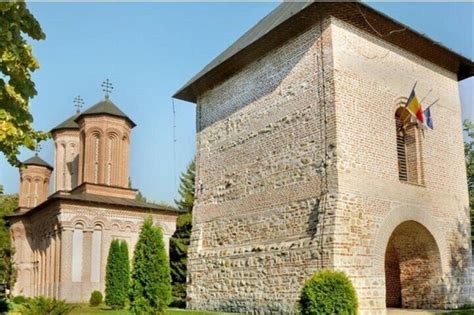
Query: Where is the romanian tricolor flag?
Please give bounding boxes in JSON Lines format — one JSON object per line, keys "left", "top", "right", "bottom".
{"left": 406, "top": 87, "right": 424, "bottom": 123}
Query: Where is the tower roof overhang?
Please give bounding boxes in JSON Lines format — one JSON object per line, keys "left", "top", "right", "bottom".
{"left": 75, "top": 98, "right": 136, "bottom": 128}
{"left": 22, "top": 155, "right": 53, "bottom": 171}
{"left": 50, "top": 113, "right": 80, "bottom": 133}
{"left": 173, "top": 2, "right": 474, "bottom": 103}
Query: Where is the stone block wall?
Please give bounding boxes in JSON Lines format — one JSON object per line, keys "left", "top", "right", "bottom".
{"left": 52, "top": 129, "right": 80, "bottom": 192}
{"left": 330, "top": 17, "right": 473, "bottom": 311}
{"left": 189, "top": 13, "right": 473, "bottom": 315}
{"left": 189, "top": 18, "right": 338, "bottom": 312}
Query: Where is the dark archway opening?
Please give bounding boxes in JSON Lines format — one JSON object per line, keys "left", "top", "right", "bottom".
{"left": 384, "top": 221, "right": 442, "bottom": 309}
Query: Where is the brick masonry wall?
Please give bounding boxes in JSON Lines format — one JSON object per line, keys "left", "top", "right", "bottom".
{"left": 189, "top": 18, "right": 338, "bottom": 312}
{"left": 330, "top": 17, "right": 473, "bottom": 311}
{"left": 52, "top": 129, "right": 80, "bottom": 191}
{"left": 57, "top": 203, "right": 177, "bottom": 302}
{"left": 189, "top": 15, "right": 473, "bottom": 314}
{"left": 10, "top": 202, "right": 177, "bottom": 303}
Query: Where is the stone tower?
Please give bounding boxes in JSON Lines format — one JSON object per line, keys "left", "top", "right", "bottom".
{"left": 51, "top": 112, "right": 80, "bottom": 191}
{"left": 76, "top": 97, "right": 135, "bottom": 189}
{"left": 174, "top": 2, "right": 474, "bottom": 313}
{"left": 18, "top": 155, "right": 53, "bottom": 211}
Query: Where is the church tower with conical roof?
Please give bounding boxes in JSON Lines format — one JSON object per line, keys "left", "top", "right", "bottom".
{"left": 75, "top": 96, "right": 136, "bottom": 191}
{"left": 18, "top": 155, "right": 53, "bottom": 211}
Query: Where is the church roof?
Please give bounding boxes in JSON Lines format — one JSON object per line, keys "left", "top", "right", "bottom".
{"left": 173, "top": 2, "right": 474, "bottom": 103}
{"left": 50, "top": 192, "right": 180, "bottom": 212}
{"left": 75, "top": 98, "right": 136, "bottom": 127}
{"left": 51, "top": 112, "right": 80, "bottom": 133}
{"left": 5, "top": 191, "right": 182, "bottom": 219}
{"left": 22, "top": 155, "right": 53, "bottom": 170}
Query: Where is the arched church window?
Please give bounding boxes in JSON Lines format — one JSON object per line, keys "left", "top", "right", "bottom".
{"left": 80, "top": 131, "right": 86, "bottom": 183}
{"left": 93, "top": 134, "right": 100, "bottom": 184}
{"left": 69, "top": 142, "right": 76, "bottom": 176}
{"left": 106, "top": 136, "right": 113, "bottom": 185}
{"left": 395, "top": 107, "right": 424, "bottom": 185}
{"left": 61, "top": 143, "right": 67, "bottom": 189}
{"left": 72, "top": 223, "right": 84, "bottom": 282}
{"left": 26, "top": 178, "right": 32, "bottom": 207}
{"left": 33, "top": 178, "right": 40, "bottom": 206}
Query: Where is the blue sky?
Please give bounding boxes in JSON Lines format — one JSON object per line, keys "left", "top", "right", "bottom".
{"left": 0, "top": 2, "right": 472, "bottom": 204}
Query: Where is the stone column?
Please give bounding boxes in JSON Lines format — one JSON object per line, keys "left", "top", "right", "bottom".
{"left": 34, "top": 239, "right": 38, "bottom": 297}
{"left": 81, "top": 230, "right": 93, "bottom": 300}
{"left": 32, "top": 249, "right": 36, "bottom": 296}
{"left": 48, "top": 232, "right": 55, "bottom": 297}
{"left": 43, "top": 237, "right": 47, "bottom": 297}
{"left": 59, "top": 228, "right": 73, "bottom": 300}
{"left": 54, "top": 230, "right": 61, "bottom": 299}
{"left": 45, "top": 238, "right": 50, "bottom": 297}
{"left": 40, "top": 238, "right": 44, "bottom": 296}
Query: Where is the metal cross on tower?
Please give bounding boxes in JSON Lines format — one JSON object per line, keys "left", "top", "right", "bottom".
{"left": 101, "top": 79, "right": 113, "bottom": 99}
{"left": 73, "top": 95, "right": 84, "bottom": 113}
{"left": 35, "top": 143, "right": 42, "bottom": 156}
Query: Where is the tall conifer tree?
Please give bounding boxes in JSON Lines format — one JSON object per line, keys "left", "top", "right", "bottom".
{"left": 129, "top": 218, "right": 171, "bottom": 314}
{"left": 119, "top": 241, "right": 130, "bottom": 299}
{"left": 170, "top": 160, "right": 195, "bottom": 307}
{"left": 105, "top": 239, "right": 129, "bottom": 309}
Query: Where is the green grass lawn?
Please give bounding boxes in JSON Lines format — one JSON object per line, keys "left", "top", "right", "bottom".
{"left": 70, "top": 305, "right": 232, "bottom": 315}
{"left": 10, "top": 303, "right": 474, "bottom": 315}
{"left": 9, "top": 303, "right": 232, "bottom": 315}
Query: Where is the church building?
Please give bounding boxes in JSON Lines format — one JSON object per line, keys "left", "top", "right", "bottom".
{"left": 174, "top": 2, "right": 474, "bottom": 313}
{"left": 6, "top": 91, "right": 180, "bottom": 302}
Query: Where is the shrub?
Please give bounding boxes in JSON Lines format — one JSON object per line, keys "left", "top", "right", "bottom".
{"left": 105, "top": 239, "right": 130, "bottom": 309}
{"left": 299, "top": 269, "right": 358, "bottom": 315}
{"left": 89, "top": 290, "right": 103, "bottom": 307}
{"left": 12, "top": 295, "right": 29, "bottom": 305}
{"left": 0, "top": 298, "right": 9, "bottom": 313}
{"left": 129, "top": 218, "right": 171, "bottom": 314}
{"left": 18, "top": 296, "right": 76, "bottom": 315}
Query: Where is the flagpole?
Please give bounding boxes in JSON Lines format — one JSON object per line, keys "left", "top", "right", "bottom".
{"left": 405, "top": 81, "right": 417, "bottom": 107}
{"left": 420, "top": 88, "right": 433, "bottom": 105}
{"left": 426, "top": 98, "right": 439, "bottom": 110}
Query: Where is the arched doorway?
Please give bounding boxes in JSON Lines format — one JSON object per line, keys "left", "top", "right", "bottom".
{"left": 384, "top": 221, "right": 443, "bottom": 309}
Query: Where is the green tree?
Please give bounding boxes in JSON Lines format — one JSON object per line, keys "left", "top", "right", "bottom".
{"left": 464, "top": 120, "right": 474, "bottom": 248}
{"left": 0, "top": 1, "right": 49, "bottom": 167}
{"left": 174, "top": 160, "right": 195, "bottom": 212}
{"left": 129, "top": 218, "right": 171, "bottom": 314}
{"left": 136, "top": 191, "right": 147, "bottom": 203}
{"left": 0, "top": 185, "right": 18, "bottom": 293}
{"left": 119, "top": 240, "right": 130, "bottom": 299}
{"left": 105, "top": 240, "right": 129, "bottom": 309}
{"left": 169, "top": 159, "right": 194, "bottom": 307}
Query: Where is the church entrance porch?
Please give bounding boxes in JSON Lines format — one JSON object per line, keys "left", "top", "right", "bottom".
{"left": 384, "top": 221, "right": 443, "bottom": 309}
